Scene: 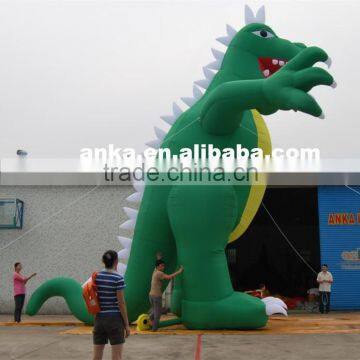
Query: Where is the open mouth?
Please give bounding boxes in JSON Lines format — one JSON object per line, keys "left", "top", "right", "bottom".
{"left": 258, "top": 57, "right": 288, "bottom": 78}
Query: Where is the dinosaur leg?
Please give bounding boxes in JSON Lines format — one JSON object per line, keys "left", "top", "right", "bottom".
{"left": 125, "top": 186, "right": 177, "bottom": 322}
{"left": 168, "top": 185, "right": 268, "bottom": 329}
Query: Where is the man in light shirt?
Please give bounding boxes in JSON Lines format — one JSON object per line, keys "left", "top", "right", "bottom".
{"left": 149, "top": 259, "right": 183, "bottom": 331}
{"left": 317, "top": 264, "right": 333, "bottom": 314}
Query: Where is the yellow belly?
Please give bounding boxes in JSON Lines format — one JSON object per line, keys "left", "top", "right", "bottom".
{"left": 228, "top": 110, "right": 272, "bottom": 243}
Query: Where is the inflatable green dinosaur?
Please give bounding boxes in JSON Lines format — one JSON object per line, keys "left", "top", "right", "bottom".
{"left": 26, "top": 5, "right": 334, "bottom": 329}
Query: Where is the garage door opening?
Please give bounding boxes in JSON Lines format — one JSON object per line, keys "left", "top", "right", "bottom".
{"left": 227, "top": 187, "right": 320, "bottom": 299}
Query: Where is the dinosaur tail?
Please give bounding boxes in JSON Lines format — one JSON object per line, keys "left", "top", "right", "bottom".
{"left": 26, "top": 277, "right": 94, "bottom": 325}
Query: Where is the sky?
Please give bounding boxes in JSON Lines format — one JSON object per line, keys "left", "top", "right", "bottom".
{"left": 0, "top": 0, "right": 359, "bottom": 159}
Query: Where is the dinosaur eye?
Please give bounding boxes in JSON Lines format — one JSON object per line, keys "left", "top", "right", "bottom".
{"left": 252, "top": 30, "right": 275, "bottom": 39}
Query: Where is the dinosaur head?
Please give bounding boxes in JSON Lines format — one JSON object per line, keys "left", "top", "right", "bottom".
{"left": 215, "top": 5, "right": 306, "bottom": 81}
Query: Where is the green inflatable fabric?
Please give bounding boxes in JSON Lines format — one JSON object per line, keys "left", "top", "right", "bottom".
{"left": 26, "top": 5, "right": 334, "bottom": 329}
{"left": 123, "top": 5, "right": 334, "bottom": 329}
{"left": 26, "top": 277, "right": 94, "bottom": 325}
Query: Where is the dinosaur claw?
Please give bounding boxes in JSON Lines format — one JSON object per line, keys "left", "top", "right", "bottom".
{"left": 265, "top": 303, "right": 288, "bottom": 316}
{"left": 262, "top": 296, "right": 288, "bottom": 310}
{"left": 331, "top": 81, "right": 337, "bottom": 89}
{"left": 325, "top": 56, "right": 332, "bottom": 68}
{"left": 262, "top": 297, "right": 288, "bottom": 316}
{"left": 319, "top": 112, "right": 325, "bottom": 119}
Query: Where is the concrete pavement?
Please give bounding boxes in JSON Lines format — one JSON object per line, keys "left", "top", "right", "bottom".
{"left": 1, "top": 313, "right": 360, "bottom": 359}
{"left": 1, "top": 325, "right": 360, "bottom": 360}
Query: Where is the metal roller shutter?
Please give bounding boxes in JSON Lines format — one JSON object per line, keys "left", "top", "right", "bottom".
{"left": 318, "top": 186, "right": 360, "bottom": 310}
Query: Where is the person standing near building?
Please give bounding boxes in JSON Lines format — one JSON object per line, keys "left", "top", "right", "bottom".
{"left": 93, "top": 250, "right": 130, "bottom": 360}
{"left": 149, "top": 259, "right": 183, "bottom": 331}
{"left": 13, "top": 262, "right": 37, "bottom": 323}
{"left": 317, "top": 264, "right": 333, "bottom": 314}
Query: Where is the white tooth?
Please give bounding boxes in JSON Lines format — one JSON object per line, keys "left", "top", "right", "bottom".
{"left": 263, "top": 69, "right": 270, "bottom": 77}
{"left": 272, "top": 59, "right": 278, "bottom": 65}
{"left": 279, "top": 60, "right": 285, "bottom": 66}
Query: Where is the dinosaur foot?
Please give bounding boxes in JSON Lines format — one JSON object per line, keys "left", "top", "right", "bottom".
{"left": 262, "top": 296, "right": 288, "bottom": 316}
{"left": 181, "top": 292, "right": 268, "bottom": 330}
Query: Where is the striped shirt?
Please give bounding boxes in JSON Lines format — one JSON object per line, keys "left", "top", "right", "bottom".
{"left": 95, "top": 270, "right": 126, "bottom": 316}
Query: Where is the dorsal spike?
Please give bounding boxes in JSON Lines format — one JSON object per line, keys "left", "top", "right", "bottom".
{"left": 206, "top": 60, "right": 221, "bottom": 71}
{"left": 117, "top": 262, "right": 127, "bottom": 276}
{"left": 145, "top": 139, "right": 161, "bottom": 149}
{"left": 154, "top": 126, "right": 167, "bottom": 140}
{"left": 245, "top": 4, "right": 256, "bottom": 25}
{"left": 160, "top": 115, "right": 176, "bottom": 126}
{"left": 126, "top": 192, "right": 143, "bottom": 203}
{"left": 172, "top": 102, "right": 183, "bottom": 117}
{"left": 181, "top": 97, "right": 196, "bottom": 107}
{"left": 120, "top": 219, "right": 136, "bottom": 231}
{"left": 123, "top": 207, "right": 138, "bottom": 220}
{"left": 216, "top": 36, "right": 231, "bottom": 46}
{"left": 118, "top": 248, "right": 130, "bottom": 260}
{"left": 117, "top": 236, "right": 132, "bottom": 249}
{"left": 194, "top": 79, "right": 211, "bottom": 90}
{"left": 226, "top": 24, "right": 237, "bottom": 37}
{"left": 255, "top": 5, "right": 265, "bottom": 24}
{"left": 193, "top": 85, "right": 203, "bottom": 99}
{"left": 203, "top": 67, "right": 216, "bottom": 80}
{"left": 132, "top": 180, "right": 144, "bottom": 193}
{"left": 211, "top": 48, "right": 225, "bottom": 61}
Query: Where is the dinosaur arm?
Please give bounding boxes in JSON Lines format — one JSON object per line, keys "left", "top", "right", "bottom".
{"left": 201, "top": 47, "right": 333, "bottom": 136}
{"left": 200, "top": 79, "right": 268, "bottom": 135}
